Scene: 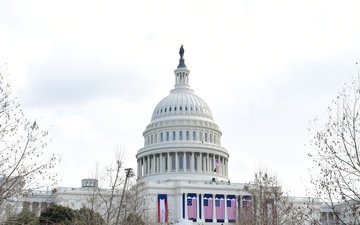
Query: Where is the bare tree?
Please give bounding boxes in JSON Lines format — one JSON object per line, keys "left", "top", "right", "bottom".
{"left": 83, "top": 148, "right": 147, "bottom": 225}
{"left": 123, "top": 178, "right": 150, "bottom": 225}
{"left": 240, "top": 168, "right": 305, "bottom": 225}
{"left": 308, "top": 68, "right": 360, "bottom": 224}
{"left": 96, "top": 150, "right": 126, "bottom": 225}
{"left": 0, "top": 66, "right": 58, "bottom": 220}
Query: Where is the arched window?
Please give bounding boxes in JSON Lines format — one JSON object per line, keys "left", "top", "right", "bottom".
{"left": 199, "top": 132, "right": 202, "bottom": 142}
{"left": 210, "top": 134, "right": 212, "bottom": 143}
{"left": 173, "top": 131, "right": 176, "bottom": 141}
{"left": 186, "top": 131, "right": 189, "bottom": 140}
{"left": 179, "top": 131, "right": 183, "bottom": 140}
{"left": 160, "top": 132, "right": 163, "bottom": 142}
{"left": 166, "top": 132, "right": 170, "bottom": 141}
{"left": 205, "top": 133, "right": 208, "bottom": 142}
{"left": 193, "top": 131, "right": 196, "bottom": 141}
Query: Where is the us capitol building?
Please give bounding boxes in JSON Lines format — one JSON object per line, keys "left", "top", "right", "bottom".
{"left": 10, "top": 46, "right": 335, "bottom": 225}
{"left": 135, "top": 45, "right": 246, "bottom": 224}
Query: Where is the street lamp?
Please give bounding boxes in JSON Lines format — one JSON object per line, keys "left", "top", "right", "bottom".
{"left": 115, "top": 168, "right": 134, "bottom": 225}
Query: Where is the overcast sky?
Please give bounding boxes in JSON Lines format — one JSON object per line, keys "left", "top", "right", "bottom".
{"left": 1, "top": 0, "right": 360, "bottom": 196}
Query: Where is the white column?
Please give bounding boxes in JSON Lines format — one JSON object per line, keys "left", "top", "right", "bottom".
{"left": 139, "top": 159, "right": 142, "bottom": 177}
{"left": 213, "top": 195, "right": 216, "bottom": 222}
{"left": 167, "top": 153, "right": 170, "bottom": 172}
{"left": 152, "top": 155, "right": 155, "bottom": 174}
{"left": 196, "top": 193, "right": 200, "bottom": 221}
{"left": 226, "top": 159, "right": 229, "bottom": 176}
{"left": 184, "top": 192, "right": 188, "bottom": 219}
{"left": 159, "top": 154, "right": 163, "bottom": 173}
{"left": 213, "top": 156, "right": 216, "bottom": 173}
{"left": 175, "top": 152, "right": 179, "bottom": 172}
{"left": 224, "top": 194, "right": 228, "bottom": 223}
{"left": 177, "top": 193, "right": 182, "bottom": 220}
{"left": 191, "top": 152, "right": 195, "bottom": 172}
{"left": 183, "top": 152, "right": 187, "bottom": 171}
{"left": 207, "top": 154, "right": 210, "bottom": 173}
{"left": 146, "top": 156, "right": 150, "bottom": 174}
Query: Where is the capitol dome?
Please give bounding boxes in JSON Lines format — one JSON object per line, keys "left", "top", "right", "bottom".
{"left": 151, "top": 85, "right": 213, "bottom": 122}
{"left": 136, "top": 46, "right": 229, "bottom": 182}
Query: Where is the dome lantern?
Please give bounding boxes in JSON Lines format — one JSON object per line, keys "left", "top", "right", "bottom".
{"left": 174, "top": 45, "right": 191, "bottom": 90}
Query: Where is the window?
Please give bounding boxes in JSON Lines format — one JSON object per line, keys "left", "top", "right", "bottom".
{"left": 214, "top": 135, "right": 216, "bottom": 144}
{"left": 193, "top": 131, "right": 196, "bottom": 141}
{"left": 174, "top": 107, "right": 177, "bottom": 111}
{"left": 186, "top": 155, "right": 190, "bottom": 170}
{"left": 155, "top": 133, "right": 158, "bottom": 143}
{"left": 155, "top": 157, "right": 158, "bottom": 172}
{"left": 173, "top": 131, "right": 176, "bottom": 141}
{"left": 185, "top": 106, "right": 188, "bottom": 111}
{"left": 165, "top": 156, "right": 168, "bottom": 171}
{"left": 169, "top": 107, "right": 172, "bottom": 112}
{"left": 164, "top": 108, "right": 167, "bottom": 112}
{"left": 179, "top": 131, "right": 183, "bottom": 140}
{"left": 200, "top": 132, "right": 203, "bottom": 142}
{"left": 171, "top": 156, "right": 176, "bottom": 171}
{"left": 180, "top": 106, "right": 182, "bottom": 111}
{"left": 151, "top": 135, "right": 153, "bottom": 144}
{"left": 166, "top": 132, "right": 169, "bottom": 141}
{"left": 161, "top": 132, "right": 163, "bottom": 142}
{"left": 194, "top": 156, "right": 198, "bottom": 171}
{"left": 205, "top": 133, "right": 208, "bottom": 142}
{"left": 202, "top": 156, "right": 205, "bottom": 171}
{"left": 179, "top": 155, "right": 183, "bottom": 170}
{"left": 186, "top": 131, "right": 189, "bottom": 140}
{"left": 210, "top": 134, "right": 212, "bottom": 143}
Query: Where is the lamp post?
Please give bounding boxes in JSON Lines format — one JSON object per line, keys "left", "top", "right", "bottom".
{"left": 115, "top": 168, "right": 134, "bottom": 225}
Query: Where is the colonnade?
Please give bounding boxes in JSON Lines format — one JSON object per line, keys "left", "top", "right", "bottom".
{"left": 175, "top": 192, "right": 239, "bottom": 223}
{"left": 137, "top": 152, "right": 228, "bottom": 178}
{"left": 23, "top": 201, "right": 49, "bottom": 216}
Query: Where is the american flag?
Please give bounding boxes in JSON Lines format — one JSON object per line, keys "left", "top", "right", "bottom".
{"left": 203, "top": 194, "right": 213, "bottom": 220}
{"left": 187, "top": 194, "right": 197, "bottom": 220}
{"left": 216, "top": 159, "right": 221, "bottom": 167}
{"left": 227, "top": 195, "right": 236, "bottom": 221}
{"left": 158, "top": 194, "right": 168, "bottom": 222}
{"left": 215, "top": 194, "right": 225, "bottom": 222}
